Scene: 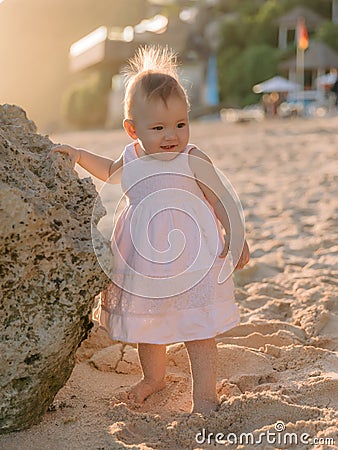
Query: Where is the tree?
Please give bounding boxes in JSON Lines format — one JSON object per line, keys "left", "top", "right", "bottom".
{"left": 218, "top": 44, "right": 280, "bottom": 106}
{"left": 62, "top": 71, "right": 111, "bottom": 129}
{"left": 316, "top": 21, "right": 338, "bottom": 51}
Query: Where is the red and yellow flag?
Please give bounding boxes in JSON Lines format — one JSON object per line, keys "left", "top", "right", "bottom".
{"left": 297, "top": 17, "right": 309, "bottom": 50}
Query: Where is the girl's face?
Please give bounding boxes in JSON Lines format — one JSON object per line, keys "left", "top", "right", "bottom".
{"left": 124, "top": 94, "right": 190, "bottom": 160}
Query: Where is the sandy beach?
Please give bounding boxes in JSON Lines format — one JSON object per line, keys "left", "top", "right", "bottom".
{"left": 0, "top": 116, "right": 337, "bottom": 449}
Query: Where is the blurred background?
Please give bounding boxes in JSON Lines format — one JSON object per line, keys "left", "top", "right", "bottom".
{"left": 0, "top": 0, "right": 337, "bottom": 132}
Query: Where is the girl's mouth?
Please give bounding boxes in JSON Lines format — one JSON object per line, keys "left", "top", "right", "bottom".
{"left": 161, "top": 145, "right": 177, "bottom": 150}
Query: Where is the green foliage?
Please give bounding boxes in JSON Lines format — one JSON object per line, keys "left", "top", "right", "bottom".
{"left": 214, "top": 0, "right": 237, "bottom": 14}
{"left": 250, "top": 0, "right": 283, "bottom": 46}
{"left": 217, "top": 45, "right": 239, "bottom": 103}
{"left": 62, "top": 71, "right": 110, "bottom": 129}
{"left": 216, "top": 0, "right": 268, "bottom": 16}
{"left": 282, "top": 0, "right": 331, "bottom": 18}
{"left": 217, "top": 1, "right": 282, "bottom": 107}
{"left": 316, "top": 21, "right": 338, "bottom": 51}
{"left": 218, "top": 44, "right": 280, "bottom": 107}
{"left": 216, "top": 0, "right": 331, "bottom": 18}
{"left": 218, "top": 20, "right": 251, "bottom": 50}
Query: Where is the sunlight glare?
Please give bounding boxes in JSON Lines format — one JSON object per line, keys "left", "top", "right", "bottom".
{"left": 134, "top": 14, "right": 168, "bottom": 34}
{"left": 70, "top": 26, "right": 107, "bottom": 57}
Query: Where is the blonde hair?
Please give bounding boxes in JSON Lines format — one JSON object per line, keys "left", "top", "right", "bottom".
{"left": 123, "top": 45, "right": 189, "bottom": 119}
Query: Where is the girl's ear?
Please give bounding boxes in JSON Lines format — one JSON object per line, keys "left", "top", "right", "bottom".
{"left": 123, "top": 119, "right": 138, "bottom": 139}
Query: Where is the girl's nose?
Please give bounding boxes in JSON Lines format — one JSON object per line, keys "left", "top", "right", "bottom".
{"left": 165, "top": 129, "right": 176, "bottom": 140}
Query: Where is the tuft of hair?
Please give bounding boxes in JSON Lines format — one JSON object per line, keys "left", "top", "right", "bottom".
{"left": 124, "top": 45, "right": 179, "bottom": 83}
{"left": 123, "top": 45, "right": 189, "bottom": 119}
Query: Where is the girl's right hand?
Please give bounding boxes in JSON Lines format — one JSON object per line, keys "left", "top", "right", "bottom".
{"left": 50, "top": 144, "right": 81, "bottom": 169}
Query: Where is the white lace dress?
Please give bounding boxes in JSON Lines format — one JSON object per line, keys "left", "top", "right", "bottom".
{"left": 96, "top": 142, "right": 239, "bottom": 344}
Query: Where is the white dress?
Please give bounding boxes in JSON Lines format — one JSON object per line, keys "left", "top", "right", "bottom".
{"left": 96, "top": 142, "right": 240, "bottom": 344}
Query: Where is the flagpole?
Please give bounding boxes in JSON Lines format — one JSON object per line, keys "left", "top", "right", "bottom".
{"left": 296, "top": 16, "right": 308, "bottom": 115}
{"left": 296, "top": 45, "right": 305, "bottom": 111}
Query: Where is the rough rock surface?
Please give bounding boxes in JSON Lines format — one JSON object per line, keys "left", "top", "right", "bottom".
{"left": 0, "top": 104, "right": 110, "bottom": 433}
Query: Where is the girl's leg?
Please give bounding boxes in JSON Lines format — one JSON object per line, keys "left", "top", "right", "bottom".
{"left": 129, "top": 343, "right": 167, "bottom": 403}
{"left": 184, "top": 338, "right": 218, "bottom": 413}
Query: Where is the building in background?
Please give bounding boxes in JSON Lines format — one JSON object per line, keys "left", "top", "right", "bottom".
{"left": 0, "top": 0, "right": 224, "bottom": 131}
{"left": 276, "top": 5, "right": 338, "bottom": 90}
{"left": 0, "top": 0, "right": 220, "bottom": 131}
{"left": 276, "top": 6, "right": 324, "bottom": 50}
{"left": 69, "top": 1, "right": 222, "bottom": 128}
{"left": 0, "top": 0, "right": 147, "bottom": 132}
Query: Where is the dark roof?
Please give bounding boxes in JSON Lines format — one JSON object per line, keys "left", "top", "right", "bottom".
{"left": 275, "top": 6, "right": 324, "bottom": 29}
{"left": 279, "top": 41, "right": 338, "bottom": 71}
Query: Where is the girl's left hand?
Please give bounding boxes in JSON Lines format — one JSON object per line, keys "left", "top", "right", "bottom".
{"left": 219, "top": 233, "right": 230, "bottom": 259}
{"left": 219, "top": 236, "right": 250, "bottom": 270}
{"left": 235, "top": 239, "right": 250, "bottom": 270}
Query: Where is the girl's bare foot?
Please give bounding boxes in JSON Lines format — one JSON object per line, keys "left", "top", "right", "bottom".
{"left": 113, "top": 343, "right": 166, "bottom": 407}
{"left": 129, "top": 378, "right": 166, "bottom": 403}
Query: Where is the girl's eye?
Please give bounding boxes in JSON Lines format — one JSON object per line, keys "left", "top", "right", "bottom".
{"left": 152, "top": 126, "right": 163, "bottom": 131}
{"left": 177, "top": 122, "right": 186, "bottom": 128}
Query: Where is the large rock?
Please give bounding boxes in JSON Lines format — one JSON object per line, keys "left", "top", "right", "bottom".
{"left": 0, "top": 104, "right": 110, "bottom": 433}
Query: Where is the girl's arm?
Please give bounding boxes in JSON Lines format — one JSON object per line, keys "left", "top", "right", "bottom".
{"left": 50, "top": 144, "right": 123, "bottom": 183}
{"left": 188, "top": 147, "right": 250, "bottom": 269}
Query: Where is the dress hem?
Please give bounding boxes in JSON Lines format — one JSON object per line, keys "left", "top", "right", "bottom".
{"left": 95, "top": 318, "right": 240, "bottom": 345}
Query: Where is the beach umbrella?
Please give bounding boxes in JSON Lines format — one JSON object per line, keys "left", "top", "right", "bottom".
{"left": 253, "top": 76, "right": 300, "bottom": 93}
{"left": 316, "top": 72, "right": 337, "bottom": 86}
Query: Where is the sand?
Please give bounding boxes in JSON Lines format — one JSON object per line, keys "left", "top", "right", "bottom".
{"left": 0, "top": 116, "right": 337, "bottom": 449}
